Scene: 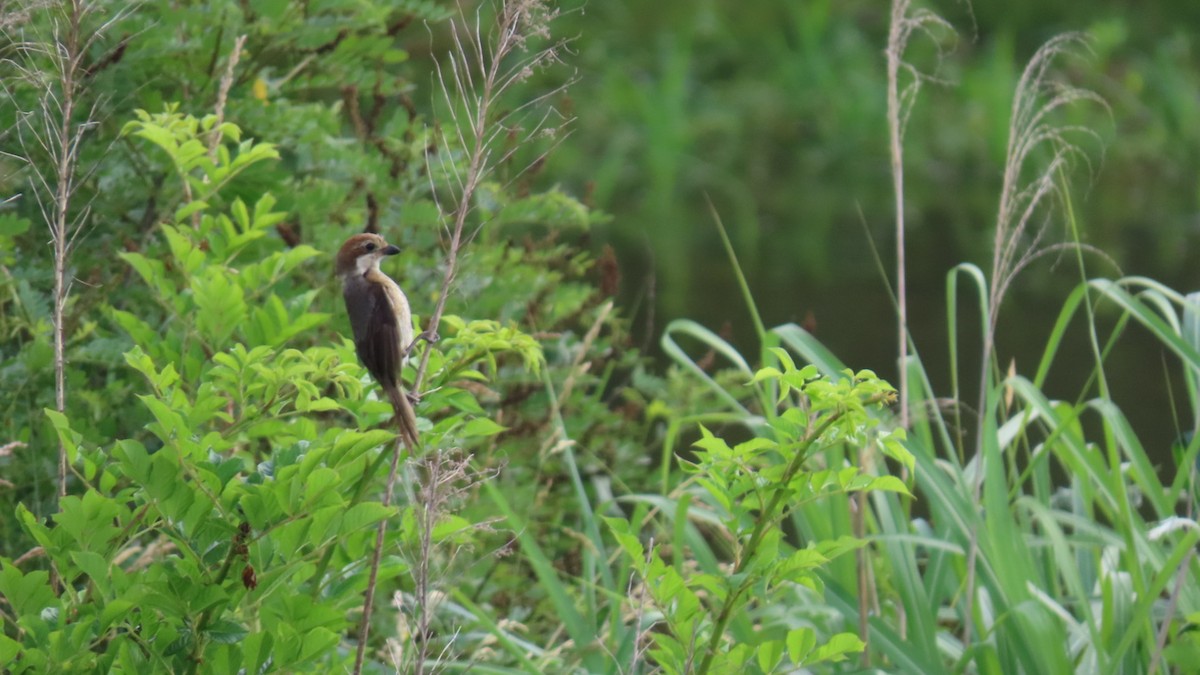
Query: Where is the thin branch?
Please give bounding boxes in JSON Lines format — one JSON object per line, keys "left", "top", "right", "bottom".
{"left": 352, "top": 433, "right": 408, "bottom": 674}
{"left": 6, "top": 12, "right": 138, "bottom": 468}
{"left": 413, "top": 0, "right": 568, "bottom": 392}
{"left": 8, "top": 0, "right": 102, "bottom": 501}
{"left": 354, "top": 2, "right": 570, "bottom": 672}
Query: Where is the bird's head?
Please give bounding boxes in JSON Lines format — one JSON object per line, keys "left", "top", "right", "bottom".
{"left": 335, "top": 233, "right": 401, "bottom": 278}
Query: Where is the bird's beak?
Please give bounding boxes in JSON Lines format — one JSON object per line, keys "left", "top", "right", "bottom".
{"left": 383, "top": 245, "right": 401, "bottom": 256}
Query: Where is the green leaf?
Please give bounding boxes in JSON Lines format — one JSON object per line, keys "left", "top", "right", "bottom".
{"left": 298, "top": 396, "right": 341, "bottom": 412}
{"left": 304, "top": 467, "right": 339, "bottom": 500}
{"left": 340, "top": 502, "right": 393, "bottom": 532}
{"left": 111, "top": 310, "right": 159, "bottom": 354}
{"left": 205, "top": 619, "right": 248, "bottom": 644}
{"left": 241, "top": 631, "right": 273, "bottom": 673}
{"left": 0, "top": 560, "right": 55, "bottom": 618}
{"left": 139, "top": 395, "right": 187, "bottom": 443}
{"left": 112, "top": 439, "right": 150, "bottom": 483}
{"left": 297, "top": 627, "right": 339, "bottom": 663}
{"left": 251, "top": 193, "right": 286, "bottom": 230}
{"left": 99, "top": 598, "right": 136, "bottom": 632}
{"left": 0, "top": 213, "right": 31, "bottom": 236}
{"left": 604, "top": 516, "right": 645, "bottom": 564}
{"left": 330, "top": 429, "right": 396, "bottom": 464}
{"left": 162, "top": 224, "right": 205, "bottom": 275}
{"left": 757, "top": 638, "right": 784, "bottom": 672}
{"left": 693, "top": 425, "right": 732, "bottom": 457}
{"left": 70, "top": 551, "right": 112, "bottom": 595}
{"left": 882, "top": 430, "right": 915, "bottom": 473}
{"left": 0, "top": 634, "right": 21, "bottom": 666}
{"left": 461, "top": 417, "right": 507, "bottom": 437}
{"left": 174, "top": 200, "right": 210, "bottom": 223}
{"left": 193, "top": 267, "right": 246, "bottom": 349}
{"left": 864, "top": 475, "right": 911, "bottom": 495}
{"left": 231, "top": 198, "right": 251, "bottom": 232}
{"left": 787, "top": 626, "right": 816, "bottom": 663}
{"left": 44, "top": 409, "right": 81, "bottom": 463}
{"left": 431, "top": 514, "right": 476, "bottom": 544}
{"left": 809, "top": 632, "right": 865, "bottom": 664}
{"left": 119, "top": 252, "right": 177, "bottom": 301}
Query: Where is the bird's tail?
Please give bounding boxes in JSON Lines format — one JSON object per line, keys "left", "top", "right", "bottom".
{"left": 384, "top": 383, "right": 420, "bottom": 447}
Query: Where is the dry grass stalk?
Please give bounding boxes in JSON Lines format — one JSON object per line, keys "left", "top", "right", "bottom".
{"left": 883, "top": 0, "right": 952, "bottom": 656}
{"left": 987, "top": 33, "right": 1104, "bottom": 323}
{"left": 354, "top": 2, "right": 572, "bottom": 672}
{"left": 3, "top": 0, "right": 126, "bottom": 500}
{"left": 886, "top": 0, "right": 952, "bottom": 435}
{"left": 962, "top": 32, "right": 1103, "bottom": 647}
{"left": 392, "top": 450, "right": 500, "bottom": 674}
{"left": 414, "top": 0, "right": 573, "bottom": 391}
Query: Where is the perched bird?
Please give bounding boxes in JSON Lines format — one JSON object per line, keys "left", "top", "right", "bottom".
{"left": 335, "top": 233, "right": 428, "bottom": 446}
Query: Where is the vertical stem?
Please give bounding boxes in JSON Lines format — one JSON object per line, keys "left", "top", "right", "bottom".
{"left": 412, "top": 460, "right": 437, "bottom": 675}
{"left": 961, "top": 329, "right": 993, "bottom": 647}
{"left": 53, "top": 227, "right": 67, "bottom": 498}
{"left": 356, "top": 6, "right": 529, "bottom": 671}
{"left": 353, "top": 437, "right": 407, "bottom": 675}
{"left": 853, "top": 490, "right": 869, "bottom": 667}
{"left": 883, "top": 0, "right": 911, "bottom": 654}
{"left": 208, "top": 35, "right": 247, "bottom": 161}
{"left": 53, "top": 0, "right": 85, "bottom": 500}
{"left": 694, "top": 412, "right": 845, "bottom": 675}
{"left": 886, "top": 0, "right": 910, "bottom": 434}
{"left": 413, "top": 5, "right": 521, "bottom": 393}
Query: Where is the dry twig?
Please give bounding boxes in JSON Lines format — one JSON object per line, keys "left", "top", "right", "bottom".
{"left": 5, "top": 0, "right": 126, "bottom": 500}
{"left": 353, "top": 2, "right": 572, "bottom": 672}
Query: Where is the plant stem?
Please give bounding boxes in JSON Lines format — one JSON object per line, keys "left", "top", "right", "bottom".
{"left": 353, "top": 437, "right": 407, "bottom": 674}
{"left": 412, "top": 7, "right": 514, "bottom": 395}
{"left": 51, "top": 0, "right": 85, "bottom": 501}
{"left": 186, "top": 532, "right": 242, "bottom": 675}
{"left": 883, "top": 3, "right": 914, "bottom": 656}
{"left": 886, "top": 0, "right": 910, "bottom": 436}
{"left": 354, "top": 4, "right": 562, "bottom": 670}
{"left": 352, "top": 6, "right": 519, "bottom": 671}
{"left": 694, "top": 410, "right": 845, "bottom": 675}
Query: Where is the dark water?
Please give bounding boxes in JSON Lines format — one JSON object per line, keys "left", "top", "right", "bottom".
{"left": 627, "top": 239, "right": 1190, "bottom": 477}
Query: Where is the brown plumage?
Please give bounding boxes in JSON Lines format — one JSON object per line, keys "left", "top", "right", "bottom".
{"left": 336, "top": 233, "right": 420, "bottom": 446}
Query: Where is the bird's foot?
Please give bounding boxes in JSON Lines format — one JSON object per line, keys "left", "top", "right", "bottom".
{"left": 403, "top": 329, "right": 440, "bottom": 357}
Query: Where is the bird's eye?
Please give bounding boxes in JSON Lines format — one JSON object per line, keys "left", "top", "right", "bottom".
{"left": 364, "top": 242, "right": 376, "bottom": 252}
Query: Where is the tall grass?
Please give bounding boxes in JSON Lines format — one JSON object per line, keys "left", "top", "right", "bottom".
{"left": 861, "top": 11, "right": 1194, "bottom": 675}
{"left": 499, "top": 19, "right": 1192, "bottom": 675}
{"left": 418, "top": 5, "right": 1197, "bottom": 674}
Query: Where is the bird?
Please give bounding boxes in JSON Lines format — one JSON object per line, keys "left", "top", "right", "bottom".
{"left": 335, "top": 232, "right": 429, "bottom": 447}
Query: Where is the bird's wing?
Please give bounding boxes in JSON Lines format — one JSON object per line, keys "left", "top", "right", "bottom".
{"left": 343, "top": 276, "right": 402, "bottom": 388}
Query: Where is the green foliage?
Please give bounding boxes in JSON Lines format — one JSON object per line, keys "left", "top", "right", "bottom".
{"left": 825, "top": 265, "right": 1200, "bottom": 675}
{"left": 604, "top": 340, "right": 910, "bottom": 673}
{"left": 0, "top": 1, "right": 620, "bottom": 670}
{"left": 123, "top": 108, "right": 281, "bottom": 206}
{"left": 0, "top": 104, "right": 550, "bottom": 671}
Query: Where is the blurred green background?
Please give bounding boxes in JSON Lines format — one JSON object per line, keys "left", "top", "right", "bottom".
{"left": 514, "top": 0, "right": 1200, "bottom": 455}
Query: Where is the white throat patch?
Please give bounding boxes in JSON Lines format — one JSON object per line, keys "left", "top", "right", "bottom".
{"left": 355, "top": 253, "right": 382, "bottom": 277}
